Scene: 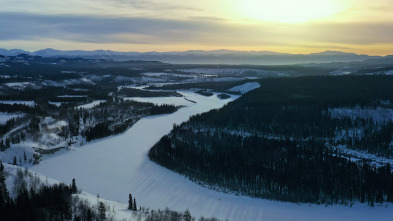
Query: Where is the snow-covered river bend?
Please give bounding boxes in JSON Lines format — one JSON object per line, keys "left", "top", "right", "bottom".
{"left": 31, "top": 91, "right": 393, "bottom": 221}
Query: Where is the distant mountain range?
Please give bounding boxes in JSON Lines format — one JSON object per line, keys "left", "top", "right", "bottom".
{"left": 0, "top": 48, "right": 386, "bottom": 65}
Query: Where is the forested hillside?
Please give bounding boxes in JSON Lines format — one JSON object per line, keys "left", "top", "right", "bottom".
{"left": 149, "top": 75, "right": 393, "bottom": 205}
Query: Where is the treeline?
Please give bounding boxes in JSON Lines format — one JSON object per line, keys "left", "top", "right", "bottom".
{"left": 83, "top": 103, "right": 179, "bottom": 141}
{"left": 150, "top": 133, "right": 393, "bottom": 205}
{"left": 0, "top": 162, "right": 222, "bottom": 221}
{"left": 150, "top": 104, "right": 179, "bottom": 115}
{"left": 147, "top": 81, "right": 247, "bottom": 92}
{"left": 84, "top": 122, "right": 112, "bottom": 141}
{"left": 0, "top": 162, "right": 78, "bottom": 221}
{"left": 118, "top": 88, "right": 182, "bottom": 97}
{"left": 149, "top": 75, "right": 393, "bottom": 205}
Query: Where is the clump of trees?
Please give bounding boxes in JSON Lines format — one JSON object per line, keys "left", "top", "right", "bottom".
{"left": 149, "top": 75, "right": 393, "bottom": 205}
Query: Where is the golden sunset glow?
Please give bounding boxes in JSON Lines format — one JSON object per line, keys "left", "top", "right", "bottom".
{"left": 0, "top": 0, "right": 392, "bottom": 55}
{"left": 236, "top": 0, "right": 344, "bottom": 23}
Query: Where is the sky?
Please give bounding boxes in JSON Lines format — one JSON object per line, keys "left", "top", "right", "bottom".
{"left": 0, "top": 0, "right": 393, "bottom": 55}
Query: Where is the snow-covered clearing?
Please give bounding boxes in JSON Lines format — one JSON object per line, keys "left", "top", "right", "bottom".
{"left": 77, "top": 100, "right": 106, "bottom": 109}
{"left": 142, "top": 72, "right": 195, "bottom": 78}
{"left": 48, "top": 101, "right": 63, "bottom": 107}
{"left": 4, "top": 82, "right": 40, "bottom": 90}
{"left": 124, "top": 96, "right": 192, "bottom": 106}
{"left": 0, "top": 112, "right": 24, "bottom": 124}
{"left": 58, "top": 95, "right": 88, "bottom": 98}
{"left": 329, "top": 107, "right": 393, "bottom": 124}
{"left": 229, "top": 82, "right": 260, "bottom": 94}
{"left": 0, "top": 100, "right": 35, "bottom": 106}
{"left": 3, "top": 163, "right": 136, "bottom": 220}
{"left": 30, "top": 92, "right": 393, "bottom": 221}
{"left": 333, "top": 145, "right": 393, "bottom": 168}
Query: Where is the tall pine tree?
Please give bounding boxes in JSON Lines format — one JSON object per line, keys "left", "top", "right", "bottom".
{"left": 0, "top": 161, "right": 10, "bottom": 207}
{"left": 128, "top": 194, "right": 133, "bottom": 210}
{"left": 71, "top": 178, "right": 77, "bottom": 194}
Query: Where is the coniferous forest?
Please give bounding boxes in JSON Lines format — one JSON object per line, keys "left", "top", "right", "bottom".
{"left": 149, "top": 75, "right": 393, "bottom": 205}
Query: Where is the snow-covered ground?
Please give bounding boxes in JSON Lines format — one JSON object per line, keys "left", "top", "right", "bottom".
{"left": 77, "top": 100, "right": 106, "bottom": 109}
{"left": 2, "top": 163, "right": 136, "bottom": 220}
{"left": 142, "top": 72, "right": 195, "bottom": 78}
{"left": 58, "top": 95, "right": 88, "bottom": 98}
{"left": 124, "top": 96, "right": 193, "bottom": 106}
{"left": 0, "top": 112, "right": 24, "bottom": 124}
{"left": 329, "top": 107, "right": 393, "bottom": 124}
{"left": 30, "top": 92, "right": 393, "bottom": 221}
{"left": 48, "top": 101, "right": 63, "bottom": 107}
{"left": 333, "top": 145, "right": 393, "bottom": 168}
{"left": 229, "top": 82, "right": 260, "bottom": 94}
{"left": 4, "top": 82, "right": 40, "bottom": 90}
{"left": 179, "top": 68, "right": 275, "bottom": 75}
{"left": 0, "top": 100, "right": 35, "bottom": 106}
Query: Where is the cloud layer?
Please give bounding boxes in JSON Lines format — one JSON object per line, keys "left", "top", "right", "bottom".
{"left": 0, "top": 0, "right": 393, "bottom": 55}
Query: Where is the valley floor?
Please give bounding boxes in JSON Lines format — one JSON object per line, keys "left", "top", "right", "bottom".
{"left": 30, "top": 91, "right": 393, "bottom": 221}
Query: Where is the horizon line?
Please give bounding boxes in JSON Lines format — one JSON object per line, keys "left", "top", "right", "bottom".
{"left": 1, "top": 48, "right": 389, "bottom": 57}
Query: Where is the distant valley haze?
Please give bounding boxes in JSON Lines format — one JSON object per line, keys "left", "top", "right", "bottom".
{"left": 0, "top": 48, "right": 388, "bottom": 65}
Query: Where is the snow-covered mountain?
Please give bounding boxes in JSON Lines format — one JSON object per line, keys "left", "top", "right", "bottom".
{"left": 0, "top": 48, "right": 384, "bottom": 65}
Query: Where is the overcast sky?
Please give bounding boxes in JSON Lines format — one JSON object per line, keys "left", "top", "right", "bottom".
{"left": 1, "top": 0, "right": 392, "bottom": 55}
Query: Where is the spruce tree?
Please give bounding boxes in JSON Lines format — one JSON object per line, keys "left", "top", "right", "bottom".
{"left": 128, "top": 194, "right": 133, "bottom": 210}
{"left": 5, "top": 137, "right": 10, "bottom": 149}
{"left": 98, "top": 202, "right": 106, "bottom": 220}
{"left": 71, "top": 178, "right": 77, "bottom": 194}
{"left": 87, "top": 209, "right": 93, "bottom": 221}
{"left": 183, "top": 209, "right": 192, "bottom": 221}
{"left": 133, "top": 198, "right": 137, "bottom": 211}
{"left": 0, "top": 161, "right": 10, "bottom": 207}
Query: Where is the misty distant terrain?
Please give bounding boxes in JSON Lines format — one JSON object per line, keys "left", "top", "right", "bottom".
{"left": 0, "top": 48, "right": 386, "bottom": 65}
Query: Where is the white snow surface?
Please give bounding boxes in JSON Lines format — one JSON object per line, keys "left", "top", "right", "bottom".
{"left": 0, "top": 112, "right": 24, "bottom": 124}
{"left": 48, "top": 102, "right": 63, "bottom": 107}
{"left": 229, "top": 82, "right": 260, "bottom": 94}
{"left": 4, "top": 82, "right": 40, "bottom": 90}
{"left": 31, "top": 92, "right": 393, "bottom": 221}
{"left": 329, "top": 107, "right": 393, "bottom": 124}
{"left": 2, "top": 163, "right": 137, "bottom": 220}
{"left": 77, "top": 100, "right": 106, "bottom": 109}
{"left": 0, "top": 100, "right": 35, "bottom": 106}
{"left": 124, "top": 96, "right": 191, "bottom": 106}
{"left": 386, "top": 70, "right": 393, "bottom": 75}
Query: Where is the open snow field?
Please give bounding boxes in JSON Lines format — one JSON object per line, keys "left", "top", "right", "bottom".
{"left": 229, "top": 82, "right": 260, "bottom": 94}
{"left": 31, "top": 91, "right": 393, "bottom": 221}
{"left": 0, "top": 112, "right": 24, "bottom": 124}
{"left": 77, "top": 100, "right": 106, "bottom": 109}
{"left": 0, "top": 100, "right": 35, "bottom": 106}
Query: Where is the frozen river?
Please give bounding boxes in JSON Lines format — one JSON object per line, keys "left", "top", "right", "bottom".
{"left": 31, "top": 91, "right": 393, "bottom": 221}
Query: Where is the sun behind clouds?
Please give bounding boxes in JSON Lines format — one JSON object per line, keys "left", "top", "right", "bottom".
{"left": 236, "top": 0, "right": 346, "bottom": 23}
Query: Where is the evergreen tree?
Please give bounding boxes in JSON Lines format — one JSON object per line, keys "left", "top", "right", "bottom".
{"left": 5, "top": 138, "right": 10, "bottom": 149}
{"left": 87, "top": 208, "right": 93, "bottom": 221}
{"left": 0, "top": 161, "right": 10, "bottom": 207}
{"left": 98, "top": 202, "right": 106, "bottom": 220}
{"left": 133, "top": 198, "right": 137, "bottom": 211}
{"left": 24, "top": 152, "right": 27, "bottom": 163}
{"left": 128, "top": 194, "right": 133, "bottom": 210}
{"left": 183, "top": 209, "right": 192, "bottom": 221}
{"left": 71, "top": 178, "right": 77, "bottom": 194}
{"left": 12, "top": 156, "right": 17, "bottom": 165}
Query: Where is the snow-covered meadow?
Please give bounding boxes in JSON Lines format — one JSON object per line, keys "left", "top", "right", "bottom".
{"left": 29, "top": 91, "right": 393, "bottom": 221}
{"left": 0, "top": 112, "right": 24, "bottom": 124}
